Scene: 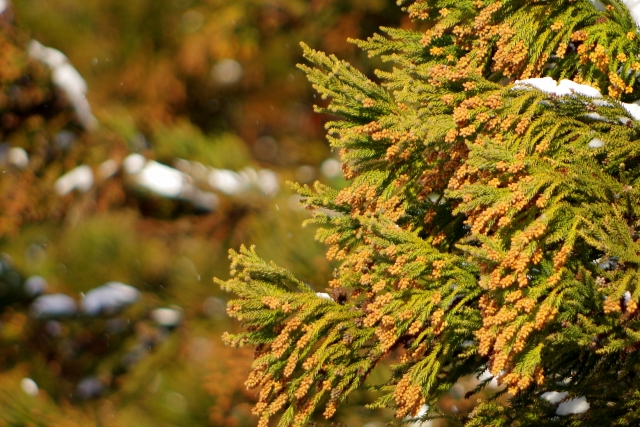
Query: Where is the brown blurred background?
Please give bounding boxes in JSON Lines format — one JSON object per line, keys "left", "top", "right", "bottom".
{"left": 0, "top": 1, "right": 411, "bottom": 426}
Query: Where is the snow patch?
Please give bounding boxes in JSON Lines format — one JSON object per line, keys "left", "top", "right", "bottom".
{"left": 151, "top": 307, "right": 182, "bottom": 327}
{"left": 406, "top": 404, "right": 433, "bottom": 426}
{"left": 20, "top": 378, "right": 38, "bottom": 396}
{"left": 212, "top": 59, "right": 243, "bottom": 85}
{"left": 588, "top": 138, "right": 605, "bottom": 148}
{"left": 557, "top": 396, "right": 590, "bottom": 415}
{"left": 514, "top": 77, "right": 640, "bottom": 122}
{"left": 123, "top": 153, "right": 146, "bottom": 175}
{"left": 321, "top": 158, "right": 342, "bottom": 178}
{"left": 209, "top": 169, "right": 248, "bottom": 195}
{"left": 621, "top": 0, "right": 640, "bottom": 27}
{"left": 137, "top": 160, "right": 188, "bottom": 198}
{"left": 584, "top": 112, "right": 607, "bottom": 122}
{"left": 81, "top": 282, "right": 140, "bottom": 315}
{"left": 8, "top": 147, "right": 28, "bottom": 169}
{"left": 541, "top": 391, "right": 567, "bottom": 404}
{"left": 27, "top": 40, "right": 97, "bottom": 130}
{"left": 208, "top": 167, "right": 279, "bottom": 196}
{"left": 513, "top": 77, "right": 602, "bottom": 98}
{"left": 257, "top": 169, "right": 279, "bottom": 195}
{"left": 316, "top": 292, "right": 333, "bottom": 301}
{"left": 24, "top": 275, "right": 47, "bottom": 297}
{"left": 479, "top": 369, "right": 500, "bottom": 388}
{"left": 622, "top": 101, "right": 640, "bottom": 120}
{"left": 31, "top": 293, "right": 77, "bottom": 317}
{"left": 542, "top": 391, "right": 589, "bottom": 416}
{"left": 121, "top": 155, "right": 219, "bottom": 210}
{"left": 54, "top": 165, "right": 94, "bottom": 195}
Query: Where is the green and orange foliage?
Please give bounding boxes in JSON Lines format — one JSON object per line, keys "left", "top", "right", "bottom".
{"left": 221, "top": 0, "right": 640, "bottom": 425}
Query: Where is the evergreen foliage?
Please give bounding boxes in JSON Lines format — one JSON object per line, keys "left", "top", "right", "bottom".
{"left": 220, "top": 0, "right": 640, "bottom": 425}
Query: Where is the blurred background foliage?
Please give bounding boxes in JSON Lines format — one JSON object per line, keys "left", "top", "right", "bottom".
{"left": 0, "top": 0, "right": 408, "bottom": 426}
{"left": 0, "top": 1, "right": 496, "bottom": 426}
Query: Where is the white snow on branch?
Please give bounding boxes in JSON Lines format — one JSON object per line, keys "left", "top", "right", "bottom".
{"left": 622, "top": 0, "right": 640, "bottom": 27}
{"left": 588, "top": 138, "right": 605, "bottom": 148}
{"left": 20, "top": 378, "right": 39, "bottom": 396}
{"left": 8, "top": 147, "right": 28, "bottom": 169}
{"left": 56, "top": 153, "right": 280, "bottom": 212}
{"left": 24, "top": 275, "right": 47, "bottom": 296}
{"left": 406, "top": 404, "right": 433, "bottom": 427}
{"left": 30, "top": 293, "right": 77, "bottom": 317}
{"left": 622, "top": 101, "right": 640, "bottom": 120}
{"left": 137, "top": 160, "right": 188, "bottom": 198}
{"left": 541, "top": 391, "right": 567, "bottom": 404}
{"left": 478, "top": 369, "right": 500, "bottom": 388}
{"left": 593, "top": 0, "right": 640, "bottom": 26}
{"left": 81, "top": 282, "right": 140, "bottom": 316}
{"left": 123, "top": 153, "right": 146, "bottom": 175}
{"left": 173, "top": 158, "right": 280, "bottom": 197}
{"left": 27, "top": 40, "right": 97, "bottom": 130}
{"left": 208, "top": 167, "right": 279, "bottom": 196}
{"left": 208, "top": 169, "right": 248, "bottom": 195}
{"left": 54, "top": 165, "right": 94, "bottom": 195}
{"left": 513, "top": 77, "right": 640, "bottom": 125}
{"left": 557, "top": 396, "right": 590, "bottom": 415}
{"left": 122, "top": 154, "right": 219, "bottom": 210}
{"left": 212, "top": 59, "right": 243, "bottom": 85}
{"left": 542, "top": 391, "right": 590, "bottom": 415}
{"left": 315, "top": 292, "right": 333, "bottom": 301}
{"left": 151, "top": 307, "right": 183, "bottom": 327}
{"left": 513, "top": 77, "right": 602, "bottom": 98}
